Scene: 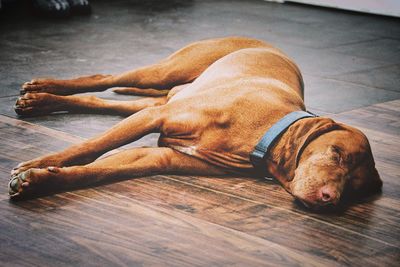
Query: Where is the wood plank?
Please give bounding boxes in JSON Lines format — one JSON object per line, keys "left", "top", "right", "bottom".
{"left": 1, "top": 191, "right": 330, "bottom": 267}
{"left": 330, "top": 99, "right": 400, "bottom": 136}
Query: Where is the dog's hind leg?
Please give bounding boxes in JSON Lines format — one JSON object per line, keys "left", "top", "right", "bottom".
{"left": 109, "top": 37, "right": 269, "bottom": 89}
{"left": 9, "top": 147, "right": 225, "bottom": 199}
{"left": 11, "top": 106, "right": 165, "bottom": 175}
{"left": 21, "top": 37, "right": 269, "bottom": 96}
{"left": 14, "top": 92, "right": 168, "bottom": 116}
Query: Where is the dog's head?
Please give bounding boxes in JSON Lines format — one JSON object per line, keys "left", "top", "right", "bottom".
{"left": 282, "top": 120, "right": 382, "bottom": 210}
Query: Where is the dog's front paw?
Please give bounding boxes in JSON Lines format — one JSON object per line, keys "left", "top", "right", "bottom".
{"left": 21, "top": 78, "right": 67, "bottom": 95}
{"left": 9, "top": 167, "right": 60, "bottom": 199}
{"left": 14, "top": 93, "right": 63, "bottom": 116}
{"left": 11, "top": 160, "right": 41, "bottom": 177}
{"left": 11, "top": 155, "right": 63, "bottom": 177}
{"left": 21, "top": 79, "right": 52, "bottom": 94}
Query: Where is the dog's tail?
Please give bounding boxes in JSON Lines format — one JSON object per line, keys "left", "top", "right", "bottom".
{"left": 112, "top": 87, "right": 170, "bottom": 96}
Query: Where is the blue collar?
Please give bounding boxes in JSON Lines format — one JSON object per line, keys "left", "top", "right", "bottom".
{"left": 250, "top": 111, "right": 318, "bottom": 176}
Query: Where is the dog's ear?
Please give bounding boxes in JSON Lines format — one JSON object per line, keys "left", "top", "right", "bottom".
{"left": 368, "top": 167, "right": 383, "bottom": 192}
{"left": 350, "top": 165, "right": 382, "bottom": 197}
{"left": 273, "top": 117, "right": 345, "bottom": 181}
{"left": 294, "top": 122, "right": 344, "bottom": 167}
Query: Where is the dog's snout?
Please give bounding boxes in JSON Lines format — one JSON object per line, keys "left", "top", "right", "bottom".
{"left": 319, "top": 185, "right": 338, "bottom": 204}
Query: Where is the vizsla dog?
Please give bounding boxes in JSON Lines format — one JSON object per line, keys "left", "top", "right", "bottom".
{"left": 9, "top": 37, "right": 382, "bottom": 209}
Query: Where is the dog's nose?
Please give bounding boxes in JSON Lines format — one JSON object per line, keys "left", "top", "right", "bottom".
{"left": 319, "top": 185, "right": 338, "bottom": 204}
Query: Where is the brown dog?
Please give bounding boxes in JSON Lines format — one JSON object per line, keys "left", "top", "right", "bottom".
{"left": 9, "top": 37, "right": 382, "bottom": 209}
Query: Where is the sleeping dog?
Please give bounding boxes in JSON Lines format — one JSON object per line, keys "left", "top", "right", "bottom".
{"left": 10, "top": 37, "right": 382, "bottom": 209}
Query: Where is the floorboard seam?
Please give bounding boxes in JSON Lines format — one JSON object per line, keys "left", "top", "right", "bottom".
{"left": 305, "top": 71, "right": 400, "bottom": 94}
{"left": 334, "top": 99, "right": 400, "bottom": 116}
{"left": 317, "top": 37, "right": 383, "bottom": 50}
{"left": 0, "top": 114, "right": 85, "bottom": 142}
{"left": 0, "top": 94, "right": 19, "bottom": 99}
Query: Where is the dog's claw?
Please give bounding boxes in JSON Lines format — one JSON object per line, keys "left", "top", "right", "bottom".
{"left": 9, "top": 192, "right": 20, "bottom": 198}
{"left": 20, "top": 172, "right": 27, "bottom": 181}
{"left": 47, "top": 166, "right": 59, "bottom": 173}
{"left": 11, "top": 166, "right": 20, "bottom": 176}
{"left": 10, "top": 177, "right": 18, "bottom": 188}
{"left": 10, "top": 173, "right": 17, "bottom": 180}
{"left": 8, "top": 177, "right": 21, "bottom": 195}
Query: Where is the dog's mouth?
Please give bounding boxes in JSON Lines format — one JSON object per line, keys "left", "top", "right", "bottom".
{"left": 290, "top": 173, "right": 344, "bottom": 210}
{"left": 291, "top": 188, "right": 341, "bottom": 210}
{"left": 296, "top": 198, "right": 337, "bottom": 211}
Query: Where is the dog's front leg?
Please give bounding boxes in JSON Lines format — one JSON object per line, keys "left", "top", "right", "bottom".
{"left": 11, "top": 106, "right": 164, "bottom": 176}
{"left": 9, "top": 147, "right": 225, "bottom": 198}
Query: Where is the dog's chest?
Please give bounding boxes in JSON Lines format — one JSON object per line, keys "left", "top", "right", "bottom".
{"left": 158, "top": 105, "right": 268, "bottom": 170}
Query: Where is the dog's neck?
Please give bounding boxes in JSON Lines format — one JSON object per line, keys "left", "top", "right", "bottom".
{"left": 265, "top": 116, "right": 335, "bottom": 189}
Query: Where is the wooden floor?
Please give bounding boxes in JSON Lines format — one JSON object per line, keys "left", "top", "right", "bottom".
{"left": 0, "top": 101, "right": 399, "bottom": 266}
{"left": 1, "top": 0, "right": 400, "bottom": 266}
